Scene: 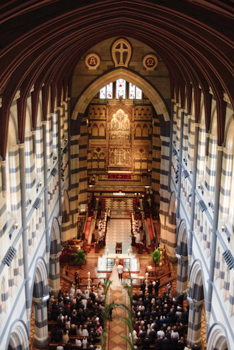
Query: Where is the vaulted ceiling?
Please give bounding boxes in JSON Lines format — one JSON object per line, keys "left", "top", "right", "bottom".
{"left": 0, "top": 0, "right": 234, "bottom": 157}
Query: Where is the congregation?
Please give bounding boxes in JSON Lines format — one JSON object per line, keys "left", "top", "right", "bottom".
{"left": 48, "top": 283, "right": 104, "bottom": 350}
{"left": 130, "top": 288, "right": 197, "bottom": 350}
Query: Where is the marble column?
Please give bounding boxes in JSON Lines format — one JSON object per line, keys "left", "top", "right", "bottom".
{"left": 49, "top": 253, "right": 61, "bottom": 297}
{"left": 176, "top": 254, "right": 188, "bottom": 296}
{"left": 33, "top": 297, "right": 49, "bottom": 349}
{"left": 187, "top": 294, "right": 204, "bottom": 347}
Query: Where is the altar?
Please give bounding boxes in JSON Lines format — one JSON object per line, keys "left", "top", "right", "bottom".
{"left": 106, "top": 253, "right": 131, "bottom": 267}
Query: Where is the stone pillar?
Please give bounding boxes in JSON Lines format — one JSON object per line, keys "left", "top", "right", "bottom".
{"left": 187, "top": 295, "right": 204, "bottom": 347}
{"left": 219, "top": 148, "right": 233, "bottom": 220}
{"left": 188, "top": 123, "right": 199, "bottom": 268}
{"left": 176, "top": 255, "right": 188, "bottom": 296}
{"left": 57, "top": 107, "right": 62, "bottom": 216}
{"left": 8, "top": 145, "right": 21, "bottom": 224}
{"left": 33, "top": 297, "right": 49, "bottom": 349}
{"left": 19, "top": 144, "right": 31, "bottom": 323}
{"left": 159, "top": 136, "right": 170, "bottom": 248}
{"left": 196, "top": 124, "right": 206, "bottom": 182}
{"left": 42, "top": 121, "right": 50, "bottom": 264}
{"left": 79, "top": 118, "right": 88, "bottom": 207}
{"left": 207, "top": 147, "right": 223, "bottom": 323}
{"left": 205, "top": 135, "right": 217, "bottom": 196}
{"left": 152, "top": 114, "right": 161, "bottom": 211}
{"left": 168, "top": 99, "right": 176, "bottom": 191}
{"left": 67, "top": 98, "right": 71, "bottom": 190}
{"left": 49, "top": 254, "right": 61, "bottom": 297}
{"left": 176, "top": 109, "right": 184, "bottom": 219}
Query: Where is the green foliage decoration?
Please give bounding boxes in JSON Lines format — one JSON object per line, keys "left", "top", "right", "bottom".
{"left": 151, "top": 249, "right": 161, "bottom": 269}
{"left": 74, "top": 249, "right": 86, "bottom": 267}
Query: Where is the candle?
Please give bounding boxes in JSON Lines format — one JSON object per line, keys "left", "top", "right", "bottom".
{"left": 107, "top": 249, "right": 109, "bottom": 256}
{"left": 128, "top": 249, "right": 130, "bottom": 256}
{"left": 88, "top": 272, "right": 90, "bottom": 277}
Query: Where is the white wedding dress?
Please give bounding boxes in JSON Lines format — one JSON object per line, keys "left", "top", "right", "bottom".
{"left": 109, "top": 264, "right": 122, "bottom": 289}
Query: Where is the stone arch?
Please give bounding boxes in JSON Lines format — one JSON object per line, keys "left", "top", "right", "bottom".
{"left": 92, "top": 123, "right": 98, "bottom": 137}
{"left": 7, "top": 320, "right": 29, "bottom": 350}
{"left": 176, "top": 220, "right": 188, "bottom": 296}
{"left": 30, "top": 257, "right": 49, "bottom": 349}
{"left": 187, "top": 260, "right": 206, "bottom": 347}
{"left": 71, "top": 68, "right": 170, "bottom": 124}
{"left": 135, "top": 123, "right": 141, "bottom": 137}
{"left": 207, "top": 323, "right": 229, "bottom": 350}
{"left": 142, "top": 124, "right": 149, "bottom": 137}
{"left": 49, "top": 217, "right": 61, "bottom": 297}
{"left": 164, "top": 192, "right": 177, "bottom": 261}
{"left": 99, "top": 123, "right": 105, "bottom": 137}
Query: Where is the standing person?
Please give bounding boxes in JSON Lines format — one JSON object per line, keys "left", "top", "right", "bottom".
{"left": 140, "top": 280, "right": 146, "bottom": 296}
{"left": 117, "top": 263, "right": 123, "bottom": 281}
{"left": 148, "top": 280, "right": 153, "bottom": 295}
{"left": 155, "top": 278, "right": 160, "bottom": 296}
{"left": 167, "top": 282, "right": 171, "bottom": 297}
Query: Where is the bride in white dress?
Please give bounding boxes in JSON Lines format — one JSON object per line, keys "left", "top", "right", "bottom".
{"left": 109, "top": 262, "right": 122, "bottom": 289}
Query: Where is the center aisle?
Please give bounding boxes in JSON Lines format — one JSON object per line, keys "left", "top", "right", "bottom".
{"left": 105, "top": 218, "right": 132, "bottom": 254}
{"left": 107, "top": 287, "right": 128, "bottom": 350}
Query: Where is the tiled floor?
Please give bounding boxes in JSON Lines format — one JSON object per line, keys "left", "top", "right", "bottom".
{"left": 106, "top": 288, "right": 128, "bottom": 350}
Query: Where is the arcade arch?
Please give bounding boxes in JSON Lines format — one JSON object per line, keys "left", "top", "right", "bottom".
{"left": 31, "top": 258, "right": 49, "bottom": 349}
{"left": 187, "top": 261, "right": 206, "bottom": 347}
{"left": 7, "top": 320, "right": 29, "bottom": 350}
{"left": 207, "top": 324, "right": 229, "bottom": 350}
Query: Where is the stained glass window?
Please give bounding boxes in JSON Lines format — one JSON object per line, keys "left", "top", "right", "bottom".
{"left": 100, "top": 86, "right": 106, "bottom": 99}
{"left": 136, "top": 87, "right": 142, "bottom": 100}
{"left": 100, "top": 80, "right": 141, "bottom": 100}
{"left": 116, "top": 79, "right": 126, "bottom": 99}
{"left": 129, "top": 83, "right": 135, "bottom": 99}
{"left": 106, "top": 83, "right": 113, "bottom": 99}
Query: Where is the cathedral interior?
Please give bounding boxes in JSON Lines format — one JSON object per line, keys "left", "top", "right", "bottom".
{"left": 0, "top": 1, "right": 234, "bottom": 349}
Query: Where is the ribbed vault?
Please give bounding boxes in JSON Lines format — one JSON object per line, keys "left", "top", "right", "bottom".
{"left": 0, "top": 0, "right": 234, "bottom": 158}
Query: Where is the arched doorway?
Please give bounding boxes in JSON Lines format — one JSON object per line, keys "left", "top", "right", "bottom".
{"left": 49, "top": 218, "right": 61, "bottom": 297}
{"left": 7, "top": 321, "right": 29, "bottom": 350}
{"left": 207, "top": 324, "right": 229, "bottom": 350}
{"left": 31, "top": 258, "right": 49, "bottom": 349}
{"left": 176, "top": 220, "right": 188, "bottom": 296}
{"left": 187, "top": 260, "right": 206, "bottom": 348}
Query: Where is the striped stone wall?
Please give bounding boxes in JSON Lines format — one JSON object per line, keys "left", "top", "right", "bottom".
{"left": 152, "top": 114, "right": 162, "bottom": 209}
{"left": 205, "top": 135, "right": 217, "bottom": 196}
{"left": 79, "top": 118, "right": 88, "bottom": 207}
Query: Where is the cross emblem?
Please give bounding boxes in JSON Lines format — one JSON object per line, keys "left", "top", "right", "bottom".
{"left": 115, "top": 42, "right": 129, "bottom": 65}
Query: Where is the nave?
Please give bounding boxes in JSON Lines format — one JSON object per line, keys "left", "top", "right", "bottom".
{"left": 29, "top": 204, "right": 207, "bottom": 350}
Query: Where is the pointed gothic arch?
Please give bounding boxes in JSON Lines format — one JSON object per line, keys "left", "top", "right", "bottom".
{"left": 71, "top": 68, "right": 169, "bottom": 124}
